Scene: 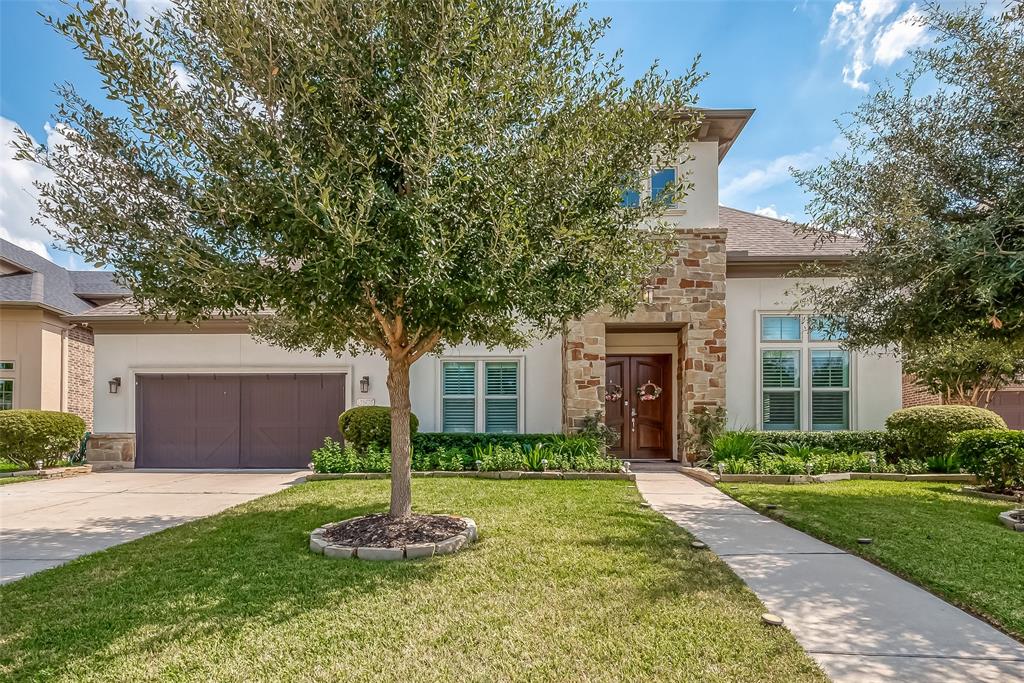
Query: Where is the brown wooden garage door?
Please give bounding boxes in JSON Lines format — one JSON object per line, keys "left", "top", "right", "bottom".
{"left": 989, "top": 389, "right": 1024, "bottom": 429}
{"left": 136, "top": 374, "right": 344, "bottom": 468}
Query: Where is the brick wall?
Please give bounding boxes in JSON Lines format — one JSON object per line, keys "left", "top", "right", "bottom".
{"left": 67, "top": 325, "right": 95, "bottom": 430}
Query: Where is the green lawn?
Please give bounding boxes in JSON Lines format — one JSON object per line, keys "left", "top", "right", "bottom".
{"left": 721, "top": 481, "right": 1024, "bottom": 640}
{"left": 0, "top": 479, "right": 824, "bottom": 682}
{"left": 0, "top": 476, "right": 40, "bottom": 486}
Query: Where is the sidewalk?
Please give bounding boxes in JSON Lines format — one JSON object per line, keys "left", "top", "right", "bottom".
{"left": 635, "top": 472, "right": 1024, "bottom": 683}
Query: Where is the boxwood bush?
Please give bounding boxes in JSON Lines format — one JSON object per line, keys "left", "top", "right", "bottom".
{"left": 952, "top": 429, "right": 1024, "bottom": 492}
{"left": 0, "top": 410, "right": 86, "bottom": 469}
{"left": 885, "top": 405, "right": 1006, "bottom": 461}
{"left": 412, "top": 432, "right": 557, "bottom": 455}
{"left": 754, "top": 430, "right": 889, "bottom": 455}
{"left": 338, "top": 406, "right": 419, "bottom": 453}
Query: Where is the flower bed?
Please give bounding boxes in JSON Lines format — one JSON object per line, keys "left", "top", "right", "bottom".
{"left": 309, "top": 514, "right": 478, "bottom": 561}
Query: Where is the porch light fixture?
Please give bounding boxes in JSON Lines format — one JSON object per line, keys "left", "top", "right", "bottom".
{"left": 359, "top": 376, "right": 370, "bottom": 393}
{"left": 108, "top": 377, "right": 121, "bottom": 394}
{"left": 642, "top": 282, "right": 656, "bottom": 305}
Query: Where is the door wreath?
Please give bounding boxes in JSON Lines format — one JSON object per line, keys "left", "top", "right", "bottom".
{"left": 636, "top": 381, "right": 663, "bottom": 401}
{"left": 604, "top": 383, "right": 624, "bottom": 402}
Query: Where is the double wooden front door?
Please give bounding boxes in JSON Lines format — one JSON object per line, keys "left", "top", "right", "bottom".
{"left": 605, "top": 355, "right": 672, "bottom": 459}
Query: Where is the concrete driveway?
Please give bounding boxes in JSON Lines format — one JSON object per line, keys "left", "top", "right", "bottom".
{"left": 0, "top": 470, "right": 306, "bottom": 584}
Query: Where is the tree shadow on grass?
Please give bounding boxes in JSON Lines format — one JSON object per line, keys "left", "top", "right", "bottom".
{"left": 0, "top": 496, "right": 446, "bottom": 681}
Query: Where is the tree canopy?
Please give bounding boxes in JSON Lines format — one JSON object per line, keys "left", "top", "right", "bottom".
{"left": 794, "top": 1, "right": 1024, "bottom": 349}
{"left": 18, "top": 0, "right": 703, "bottom": 517}
{"left": 902, "top": 330, "right": 1024, "bottom": 406}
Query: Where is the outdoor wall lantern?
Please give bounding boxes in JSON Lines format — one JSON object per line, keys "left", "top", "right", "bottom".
{"left": 108, "top": 377, "right": 122, "bottom": 394}
{"left": 642, "top": 282, "right": 656, "bottom": 305}
{"left": 359, "top": 376, "right": 370, "bottom": 393}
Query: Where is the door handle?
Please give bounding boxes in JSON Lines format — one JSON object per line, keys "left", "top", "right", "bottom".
{"left": 630, "top": 406, "right": 637, "bottom": 433}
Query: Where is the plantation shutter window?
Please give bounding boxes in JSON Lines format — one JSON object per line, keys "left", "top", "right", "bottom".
{"left": 762, "top": 350, "right": 800, "bottom": 430}
{"left": 441, "top": 362, "right": 476, "bottom": 433}
{"left": 811, "top": 350, "right": 851, "bottom": 430}
{"left": 441, "top": 359, "right": 522, "bottom": 433}
{"left": 484, "top": 362, "right": 520, "bottom": 433}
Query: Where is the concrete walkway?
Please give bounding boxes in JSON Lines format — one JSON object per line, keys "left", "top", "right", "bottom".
{"left": 635, "top": 472, "right": 1024, "bottom": 683}
{"left": 0, "top": 470, "right": 306, "bottom": 584}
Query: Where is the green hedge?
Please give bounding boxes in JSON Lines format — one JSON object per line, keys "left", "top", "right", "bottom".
{"left": 338, "top": 406, "right": 419, "bottom": 452}
{"left": 0, "top": 410, "right": 86, "bottom": 469}
{"left": 953, "top": 429, "right": 1024, "bottom": 492}
{"left": 885, "top": 405, "right": 1007, "bottom": 460}
{"left": 752, "top": 430, "right": 889, "bottom": 454}
{"left": 412, "top": 432, "right": 562, "bottom": 455}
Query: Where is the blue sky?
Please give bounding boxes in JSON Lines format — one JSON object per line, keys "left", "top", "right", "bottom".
{"left": 1, "top": 0, "right": 934, "bottom": 267}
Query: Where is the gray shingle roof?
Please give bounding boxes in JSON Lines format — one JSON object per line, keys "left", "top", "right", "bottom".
{"left": 721, "top": 206, "right": 861, "bottom": 260}
{"left": 0, "top": 239, "right": 128, "bottom": 314}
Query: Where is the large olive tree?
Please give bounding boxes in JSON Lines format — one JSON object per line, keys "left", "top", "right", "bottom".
{"left": 795, "top": 1, "right": 1023, "bottom": 349}
{"left": 18, "top": 0, "right": 701, "bottom": 518}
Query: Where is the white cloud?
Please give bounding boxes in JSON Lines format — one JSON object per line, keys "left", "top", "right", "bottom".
{"left": 873, "top": 7, "right": 929, "bottom": 66}
{"left": 0, "top": 117, "right": 94, "bottom": 268}
{"left": 754, "top": 205, "right": 794, "bottom": 221}
{"left": 720, "top": 148, "right": 819, "bottom": 203}
{"left": 823, "top": 1, "right": 928, "bottom": 90}
{"left": 171, "top": 63, "right": 194, "bottom": 91}
{"left": 0, "top": 117, "right": 58, "bottom": 260}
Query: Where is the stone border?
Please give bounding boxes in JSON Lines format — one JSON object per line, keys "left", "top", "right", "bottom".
{"left": 0, "top": 464, "right": 92, "bottom": 480}
{"left": 998, "top": 510, "right": 1024, "bottom": 531}
{"left": 307, "top": 470, "right": 634, "bottom": 481}
{"left": 309, "top": 516, "right": 478, "bottom": 561}
{"left": 680, "top": 468, "right": 977, "bottom": 485}
{"left": 959, "top": 486, "right": 1021, "bottom": 503}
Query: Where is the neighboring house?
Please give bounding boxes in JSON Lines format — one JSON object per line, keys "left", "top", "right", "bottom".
{"left": 902, "top": 377, "right": 1024, "bottom": 429}
{"left": 70, "top": 109, "right": 904, "bottom": 469}
{"left": 0, "top": 240, "right": 128, "bottom": 428}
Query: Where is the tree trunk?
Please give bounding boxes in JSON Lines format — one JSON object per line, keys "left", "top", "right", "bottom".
{"left": 387, "top": 357, "right": 413, "bottom": 520}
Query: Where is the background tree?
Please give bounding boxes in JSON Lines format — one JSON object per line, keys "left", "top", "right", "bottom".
{"left": 902, "top": 330, "right": 1024, "bottom": 407}
{"left": 17, "top": 0, "right": 702, "bottom": 519}
{"left": 794, "top": 1, "right": 1023, "bottom": 349}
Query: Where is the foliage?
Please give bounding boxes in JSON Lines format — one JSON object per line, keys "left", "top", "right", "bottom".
{"left": 902, "top": 331, "right": 1024, "bottom": 406}
{"left": 711, "top": 431, "right": 761, "bottom": 461}
{"left": 577, "top": 412, "right": 619, "bottom": 451}
{"left": 753, "top": 430, "right": 889, "bottom": 455}
{"left": 953, "top": 429, "right": 1024, "bottom": 492}
{"left": 684, "top": 406, "right": 727, "bottom": 463}
{"left": 311, "top": 438, "right": 391, "bottom": 474}
{"left": 793, "top": 2, "right": 1024, "bottom": 347}
{"left": 894, "top": 458, "right": 929, "bottom": 475}
{"left": 885, "top": 405, "right": 1007, "bottom": 460}
{"left": 338, "top": 407, "right": 419, "bottom": 453}
{"left": 521, "top": 443, "right": 549, "bottom": 472}
{"left": 473, "top": 444, "right": 525, "bottom": 472}
{"left": 0, "top": 410, "right": 87, "bottom": 469}
{"left": 722, "top": 481, "right": 1024, "bottom": 639}
{"left": 924, "top": 453, "right": 961, "bottom": 475}
{"left": 18, "top": 0, "right": 705, "bottom": 518}
{"left": 546, "top": 437, "right": 621, "bottom": 472}
{"left": 765, "top": 442, "right": 829, "bottom": 460}
{"left": 719, "top": 451, "right": 890, "bottom": 476}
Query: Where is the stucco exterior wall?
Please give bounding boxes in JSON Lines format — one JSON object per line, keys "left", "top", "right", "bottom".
{"left": 0, "top": 307, "right": 71, "bottom": 412}
{"left": 725, "top": 276, "right": 902, "bottom": 431}
{"left": 91, "top": 332, "right": 563, "bottom": 435}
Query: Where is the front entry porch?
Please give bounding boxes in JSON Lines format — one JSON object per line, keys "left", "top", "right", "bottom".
{"left": 605, "top": 354, "right": 673, "bottom": 459}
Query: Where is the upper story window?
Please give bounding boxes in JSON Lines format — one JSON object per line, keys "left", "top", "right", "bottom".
{"left": 758, "top": 314, "right": 851, "bottom": 431}
{"left": 441, "top": 359, "right": 522, "bottom": 433}
{"left": 619, "top": 167, "right": 680, "bottom": 208}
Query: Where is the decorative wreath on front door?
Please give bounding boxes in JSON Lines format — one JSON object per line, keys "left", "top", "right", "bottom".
{"left": 636, "top": 381, "right": 663, "bottom": 401}
{"left": 604, "top": 383, "right": 624, "bottom": 403}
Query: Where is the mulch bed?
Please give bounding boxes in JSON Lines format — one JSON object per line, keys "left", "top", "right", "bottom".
{"left": 323, "top": 514, "right": 467, "bottom": 548}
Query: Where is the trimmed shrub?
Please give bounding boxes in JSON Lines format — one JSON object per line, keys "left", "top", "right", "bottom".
{"left": 953, "top": 429, "right": 1024, "bottom": 492}
{"left": 885, "top": 406, "right": 1007, "bottom": 461}
{"left": 0, "top": 410, "right": 86, "bottom": 469}
{"left": 755, "top": 430, "right": 889, "bottom": 455}
{"left": 338, "top": 406, "right": 419, "bottom": 453}
{"left": 412, "top": 432, "right": 557, "bottom": 455}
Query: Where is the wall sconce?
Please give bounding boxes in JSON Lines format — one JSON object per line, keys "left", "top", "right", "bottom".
{"left": 108, "top": 377, "right": 122, "bottom": 394}
{"left": 642, "top": 282, "right": 656, "bottom": 305}
{"left": 359, "top": 376, "right": 370, "bottom": 393}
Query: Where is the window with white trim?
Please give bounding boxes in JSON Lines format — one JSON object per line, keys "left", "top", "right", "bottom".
{"left": 441, "top": 359, "right": 521, "bottom": 433}
{"left": 0, "top": 379, "right": 12, "bottom": 411}
{"left": 620, "top": 167, "right": 680, "bottom": 208}
{"left": 758, "top": 315, "right": 851, "bottom": 431}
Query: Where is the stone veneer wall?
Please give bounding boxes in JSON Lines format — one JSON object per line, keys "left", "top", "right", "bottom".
{"left": 86, "top": 433, "right": 136, "bottom": 470}
{"left": 562, "top": 229, "right": 727, "bottom": 459}
{"left": 67, "top": 325, "right": 95, "bottom": 430}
